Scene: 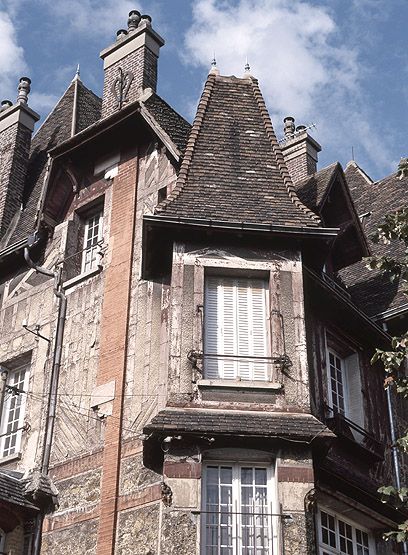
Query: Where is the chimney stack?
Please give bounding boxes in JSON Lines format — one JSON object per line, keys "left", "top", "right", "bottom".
{"left": 0, "top": 78, "right": 39, "bottom": 240}
{"left": 280, "top": 117, "right": 321, "bottom": 182}
{"left": 100, "top": 10, "right": 164, "bottom": 117}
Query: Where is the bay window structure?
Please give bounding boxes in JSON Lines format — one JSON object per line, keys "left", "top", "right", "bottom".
{"left": 81, "top": 210, "right": 103, "bottom": 274}
{"left": 204, "top": 277, "right": 270, "bottom": 381}
{"left": 201, "top": 463, "right": 277, "bottom": 554}
{"left": 318, "top": 508, "right": 374, "bottom": 554}
{"left": 0, "top": 364, "right": 29, "bottom": 458}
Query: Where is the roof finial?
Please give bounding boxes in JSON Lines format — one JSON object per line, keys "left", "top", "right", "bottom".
{"left": 209, "top": 52, "right": 219, "bottom": 75}
{"left": 72, "top": 64, "right": 80, "bottom": 82}
{"left": 244, "top": 56, "right": 250, "bottom": 73}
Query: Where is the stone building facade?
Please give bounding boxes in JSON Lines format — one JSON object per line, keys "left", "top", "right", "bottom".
{"left": 0, "top": 9, "right": 407, "bottom": 555}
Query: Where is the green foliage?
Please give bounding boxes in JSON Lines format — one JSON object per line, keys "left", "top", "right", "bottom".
{"left": 366, "top": 208, "right": 408, "bottom": 543}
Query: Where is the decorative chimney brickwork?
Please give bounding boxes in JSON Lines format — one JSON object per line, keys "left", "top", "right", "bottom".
{"left": 280, "top": 117, "right": 321, "bottom": 182}
{"left": 0, "top": 78, "right": 39, "bottom": 240}
{"left": 100, "top": 11, "right": 164, "bottom": 117}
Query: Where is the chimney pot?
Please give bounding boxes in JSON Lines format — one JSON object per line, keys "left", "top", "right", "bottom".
{"left": 283, "top": 116, "right": 295, "bottom": 138}
{"left": 128, "top": 10, "right": 141, "bottom": 31}
{"left": 296, "top": 125, "right": 306, "bottom": 132}
{"left": 141, "top": 14, "right": 152, "bottom": 25}
{"left": 1, "top": 100, "right": 13, "bottom": 111}
{"left": 116, "top": 29, "right": 128, "bottom": 40}
{"left": 17, "top": 77, "right": 31, "bottom": 104}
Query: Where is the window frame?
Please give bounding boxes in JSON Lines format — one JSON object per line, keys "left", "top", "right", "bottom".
{"left": 0, "top": 363, "right": 29, "bottom": 459}
{"left": 81, "top": 209, "right": 104, "bottom": 274}
{"left": 203, "top": 275, "right": 272, "bottom": 382}
{"left": 326, "top": 348, "right": 348, "bottom": 416}
{"left": 201, "top": 460, "right": 279, "bottom": 555}
{"left": 317, "top": 507, "right": 376, "bottom": 555}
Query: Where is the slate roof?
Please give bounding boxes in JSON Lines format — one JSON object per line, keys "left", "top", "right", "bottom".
{"left": 155, "top": 73, "right": 320, "bottom": 228}
{"left": 339, "top": 163, "right": 408, "bottom": 317}
{"left": 294, "top": 162, "right": 338, "bottom": 213}
{"left": 143, "top": 94, "right": 191, "bottom": 154}
{"left": 3, "top": 83, "right": 191, "bottom": 250}
{"left": 0, "top": 470, "right": 38, "bottom": 511}
{"left": 144, "top": 408, "right": 333, "bottom": 441}
{"left": 7, "top": 79, "right": 102, "bottom": 247}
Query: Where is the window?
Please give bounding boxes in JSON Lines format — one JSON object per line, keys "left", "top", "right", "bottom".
{"left": 318, "top": 508, "right": 375, "bottom": 554}
{"left": 0, "top": 528, "right": 5, "bottom": 552}
{"left": 204, "top": 277, "right": 270, "bottom": 381}
{"left": 81, "top": 210, "right": 103, "bottom": 274}
{"left": 326, "top": 334, "right": 364, "bottom": 430}
{"left": 0, "top": 365, "right": 29, "bottom": 458}
{"left": 202, "top": 463, "right": 277, "bottom": 554}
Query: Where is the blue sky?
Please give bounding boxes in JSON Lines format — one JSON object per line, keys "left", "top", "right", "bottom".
{"left": 0, "top": 0, "right": 406, "bottom": 181}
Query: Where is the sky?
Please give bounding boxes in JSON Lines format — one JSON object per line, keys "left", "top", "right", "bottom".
{"left": 0, "top": 0, "right": 406, "bottom": 181}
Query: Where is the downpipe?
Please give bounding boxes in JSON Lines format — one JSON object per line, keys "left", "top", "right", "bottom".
{"left": 382, "top": 322, "right": 408, "bottom": 555}
{"left": 24, "top": 235, "right": 67, "bottom": 555}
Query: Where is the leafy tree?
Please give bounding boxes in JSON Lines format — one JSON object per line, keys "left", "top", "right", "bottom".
{"left": 367, "top": 207, "right": 408, "bottom": 542}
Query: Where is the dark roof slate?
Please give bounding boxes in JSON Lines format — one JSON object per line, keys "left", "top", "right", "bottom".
{"left": 144, "top": 408, "right": 333, "bottom": 441}
{"left": 143, "top": 93, "right": 191, "bottom": 154}
{"left": 156, "top": 73, "right": 320, "bottom": 228}
{"left": 8, "top": 79, "right": 102, "bottom": 246}
{"left": 294, "top": 162, "right": 338, "bottom": 213}
{"left": 0, "top": 470, "right": 38, "bottom": 511}
{"left": 339, "top": 164, "right": 408, "bottom": 316}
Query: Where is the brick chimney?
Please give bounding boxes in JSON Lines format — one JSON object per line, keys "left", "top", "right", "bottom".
{"left": 100, "top": 10, "right": 164, "bottom": 117}
{"left": 280, "top": 117, "right": 321, "bottom": 182}
{"left": 0, "top": 78, "right": 39, "bottom": 239}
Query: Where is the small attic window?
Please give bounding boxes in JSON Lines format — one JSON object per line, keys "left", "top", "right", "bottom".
{"left": 157, "top": 186, "right": 167, "bottom": 204}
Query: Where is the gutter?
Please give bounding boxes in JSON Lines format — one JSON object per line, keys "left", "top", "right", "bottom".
{"left": 304, "top": 267, "right": 391, "bottom": 343}
{"left": 0, "top": 238, "right": 28, "bottom": 261}
{"left": 143, "top": 214, "right": 339, "bottom": 238}
{"left": 374, "top": 303, "right": 408, "bottom": 322}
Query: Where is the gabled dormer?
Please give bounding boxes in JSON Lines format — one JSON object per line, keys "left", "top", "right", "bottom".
{"left": 295, "top": 162, "right": 369, "bottom": 271}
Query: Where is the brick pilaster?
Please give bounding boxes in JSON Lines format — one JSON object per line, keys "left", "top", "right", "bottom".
{"left": 95, "top": 148, "right": 139, "bottom": 555}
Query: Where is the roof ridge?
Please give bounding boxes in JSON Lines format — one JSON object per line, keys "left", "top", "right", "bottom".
{"left": 155, "top": 73, "right": 217, "bottom": 213}
{"left": 249, "top": 77, "right": 321, "bottom": 226}
{"left": 345, "top": 160, "right": 374, "bottom": 185}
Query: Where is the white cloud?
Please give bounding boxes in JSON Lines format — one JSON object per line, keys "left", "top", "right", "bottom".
{"left": 0, "top": 10, "right": 26, "bottom": 101}
{"left": 29, "top": 92, "right": 59, "bottom": 116}
{"left": 38, "top": 0, "right": 147, "bottom": 38}
{"left": 183, "top": 0, "right": 395, "bottom": 175}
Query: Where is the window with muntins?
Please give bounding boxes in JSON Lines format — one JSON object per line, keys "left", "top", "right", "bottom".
{"left": 204, "top": 277, "right": 270, "bottom": 381}
{"left": 81, "top": 210, "right": 103, "bottom": 273}
{"left": 318, "top": 508, "right": 374, "bottom": 554}
{"left": 202, "top": 463, "right": 277, "bottom": 554}
{"left": 326, "top": 336, "right": 364, "bottom": 430}
{"left": 0, "top": 365, "right": 29, "bottom": 458}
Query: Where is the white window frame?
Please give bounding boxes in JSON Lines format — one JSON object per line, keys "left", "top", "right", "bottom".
{"left": 81, "top": 210, "right": 103, "bottom": 274}
{"left": 326, "top": 348, "right": 348, "bottom": 416}
{"left": 201, "top": 461, "right": 278, "bottom": 555}
{"left": 0, "top": 364, "right": 29, "bottom": 459}
{"left": 0, "top": 527, "right": 5, "bottom": 552}
{"left": 317, "top": 507, "right": 376, "bottom": 555}
{"left": 204, "top": 276, "right": 271, "bottom": 382}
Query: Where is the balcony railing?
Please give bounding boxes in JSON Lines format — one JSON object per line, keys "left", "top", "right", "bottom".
{"left": 326, "top": 407, "right": 385, "bottom": 462}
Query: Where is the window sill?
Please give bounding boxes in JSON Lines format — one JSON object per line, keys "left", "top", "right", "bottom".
{"left": 198, "top": 379, "right": 283, "bottom": 391}
{"left": 0, "top": 452, "right": 22, "bottom": 466}
{"left": 63, "top": 266, "right": 102, "bottom": 290}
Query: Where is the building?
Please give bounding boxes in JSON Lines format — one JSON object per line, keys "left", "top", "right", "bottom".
{"left": 0, "top": 9, "right": 407, "bottom": 555}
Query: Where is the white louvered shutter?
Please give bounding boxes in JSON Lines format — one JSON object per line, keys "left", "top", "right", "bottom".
{"left": 204, "top": 277, "right": 269, "bottom": 381}
{"left": 345, "top": 353, "right": 365, "bottom": 433}
{"left": 204, "top": 278, "right": 221, "bottom": 379}
{"left": 250, "top": 280, "right": 269, "bottom": 380}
